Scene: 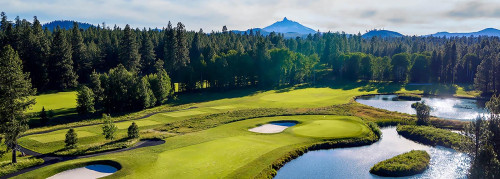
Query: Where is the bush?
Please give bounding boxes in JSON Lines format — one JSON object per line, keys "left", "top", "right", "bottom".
{"left": 128, "top": 122, "right": 139, "bottom": 139}
{"left": 65, "top": 128, "right": 78, "bottom": 149}
{"left": 101, "top": 114, "right": 117, "bottom": 140}
{"left": 370, "top": 150, "right": 430, "bottom": 177}
{"left": 395, "top": 94, "right": 422, "bottom": 101}
{"left": 396, "top": 125, "right": 465, "bottom": 149}
{"left": 414, "top": 102, "right": 430, "bottom": 125}
{"left": 76, "top": 85, "right": 95, "bottom": 115}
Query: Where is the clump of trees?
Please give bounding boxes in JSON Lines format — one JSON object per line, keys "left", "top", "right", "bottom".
{"left": 462, "top": 95, "right": 500, "bottom": 178}
{"left": 78, "top": 64, "right": 173, "bottom": 114}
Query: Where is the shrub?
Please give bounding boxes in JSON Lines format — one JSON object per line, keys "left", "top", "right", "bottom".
{"left": 128, "top": 122, "right": 140, "bottom": 139}
{"left": 65, "top": 128, "right": 78, "bottom": 149}
{"left": 101, "top": 114, "right": 117, "bottom": 140}
{"left": 395, "top": 94, "right": 422, "bottom": 101}
{"left": 367, "top": 122, "right": 382, "bottom": 138}
{"left": 413, "top": 102, "right": 430, "bottom": 125}
{"left": 396, "top": 125, "right": 465, "bottom": 149}
{"left": 0, "top": 158, "right": 44, "bottom": 177}
{"left": 370, "top": 150, "right": 430, "bottom": 177}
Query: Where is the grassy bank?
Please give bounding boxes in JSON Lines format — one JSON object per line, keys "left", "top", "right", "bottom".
{"left": 396, "top": 125, "right": 465, "bottom": 149}
{"left": 370, "top": 150, "right": 430, "bottom": 177}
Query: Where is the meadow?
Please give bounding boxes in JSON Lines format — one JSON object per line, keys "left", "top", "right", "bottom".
{"left": 9, "top": 81, "right": 476, "bottom": 178}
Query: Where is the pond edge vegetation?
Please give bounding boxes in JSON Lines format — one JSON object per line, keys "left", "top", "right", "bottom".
{"left": 370, "top": 150, "right": 430, "bottom": 177}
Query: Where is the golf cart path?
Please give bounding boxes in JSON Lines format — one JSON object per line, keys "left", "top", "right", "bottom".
{"left": 2, "top": 139, "right": 165, "bottom": 179}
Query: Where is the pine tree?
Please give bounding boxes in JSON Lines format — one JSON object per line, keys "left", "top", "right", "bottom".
{"left": 48, "top": 27, "right": 78, "bottom": 90}
{"left": 65, "top": 129, "right": 78, "bottom": 149}
{"left": 163, "top": 21, "right": 177, "bottom": 72}
{"left": 119, "top": 24, "right": 141, "bottom": 72}
{"left": 39, "top": 107, "right": 49, "bottom": 125}
{"left": 140, "top": 33, "right": 156, "bottom": 75}
{"left": 71, "top": 22, "right": 91, "bottom": 83}
{"left": 0, "top": 45, "right": 36, "bottom": 163}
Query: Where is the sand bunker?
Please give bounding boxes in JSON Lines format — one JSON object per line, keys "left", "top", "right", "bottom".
{"left": 249, "top": 122, "right": 297, "bottom": 134}
{"left": 48, "top": 164, "right": 118, "bottom": 179}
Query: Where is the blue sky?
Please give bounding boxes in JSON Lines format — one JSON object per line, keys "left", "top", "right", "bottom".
{"left": 1, "top": 0, "right": 500, "bottom": 35}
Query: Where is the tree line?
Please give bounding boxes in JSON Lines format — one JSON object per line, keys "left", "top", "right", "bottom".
{"left": 1, "top": 12, "right": 499, "bottom": 95}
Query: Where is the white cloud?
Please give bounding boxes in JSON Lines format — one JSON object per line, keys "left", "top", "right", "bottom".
{"left": 1, "top": 0, "right": 499, "bottom": 35}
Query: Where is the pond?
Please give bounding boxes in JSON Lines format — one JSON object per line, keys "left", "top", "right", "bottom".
{"left": 48, "top": 164, "right": 118, "bottom": 179}
{"left": 356, "top": 94, "right": 487, "bottom": 120}
{"left": 274, "top": 127, "right": 470, "bottom": 179}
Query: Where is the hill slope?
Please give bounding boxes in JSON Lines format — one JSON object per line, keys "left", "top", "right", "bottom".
{"left": 42, "top": 20, "right": 94, "bottom": 31}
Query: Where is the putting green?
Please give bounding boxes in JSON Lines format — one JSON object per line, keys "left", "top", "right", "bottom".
{"left": 293, "top": 118, "right": 370, "bottom": 138}
{"left": 115, "top": 120, "right": 161, "bottom": 129}
{"left": 161, "top": 110, "right": 206, "bottom": 117}
{"left": 29, "top": 131, "right": 96, "bottom": 143}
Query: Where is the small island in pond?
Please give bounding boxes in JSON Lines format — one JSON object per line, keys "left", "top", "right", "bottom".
{"left": 370, "top": 150, "right": 430, "bottom": 177}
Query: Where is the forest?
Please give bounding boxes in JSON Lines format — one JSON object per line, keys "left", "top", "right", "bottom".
{"left": 0, "top": 12, "right": 499, "bottom": 96}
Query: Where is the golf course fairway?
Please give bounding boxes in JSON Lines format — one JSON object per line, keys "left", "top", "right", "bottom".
{"left": 14, "top": 115, "right": 373, "bottom": 179}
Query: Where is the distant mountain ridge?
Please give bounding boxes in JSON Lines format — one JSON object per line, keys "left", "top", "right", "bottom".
{"left": 232, "top": 17, "right": 316, "bottom": 38}
{"left": 427, "top": 28, "right": 500, "bottom": 37}
{"left": 42, "top": 20, "right": 95, "bottom": 31}
{"left": 362, "top": 29, "right": 403, "bottom": 38}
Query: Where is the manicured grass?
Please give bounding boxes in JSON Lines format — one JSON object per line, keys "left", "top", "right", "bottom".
{"left": 13, "top": 81, "right": 474, "bottom": 178}
{"left": 28, "top": 130, "right": 96, "bottom": 143}
{"left": 370, "top": 150, "right": 430, "bottom": 177}
{"left": 28, "top": 91, "right": 77, "bottom": 114}
{"left": 292, "top": 117, "right": 370, "bottom": 138}
{"left": 396, "top": 125, "right": 466, "bottom": 149}
{"left": 14, "top": 115, "right": 376, "bottom": 179}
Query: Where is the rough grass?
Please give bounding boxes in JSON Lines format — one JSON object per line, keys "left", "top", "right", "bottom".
{"left": 370, "top": 150, "right": 430, "bottom": 177}
{"left": 396, "top": 125, "right": 466, "bottom": 150}
{"left": 0, "top": 157, "right": 44, "bottom": 177}
{"left": 395, "top": 94, "right": 422, "bottom": 101}
{"left": 53, "top": 138, "right": 139, "bottom": 156}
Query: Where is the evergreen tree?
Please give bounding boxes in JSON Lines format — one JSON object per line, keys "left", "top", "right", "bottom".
{"left": 65, "top": 128, "right": 78, "bottom": 149}
{"left": 163, "top": 21, "right": 177, "bottom": 72}
{"left": 71, "top": 22, "right": 92, "bottom": 83}
{"left": 0, "top": 45, "right": 36, "bottom": 163}
{"left": 39, "top": 107, "right": 49, "bottom": 125}
{"left": 140, "top": 33, "right": 156, "bottom": 75}
{"left": 127, "top": 122, "right": 139, "bottom": 139}
{"left": 414, "top": 102, "right": 430, "bottom": 125}
{"left": 391, "top": 53, "right": 410, "bottom": 82}
{"left": 48, "top": 27, "right": 78, "bottom": 90}
{"left": 119, "top": 24, "right": 141, "bottom": 72}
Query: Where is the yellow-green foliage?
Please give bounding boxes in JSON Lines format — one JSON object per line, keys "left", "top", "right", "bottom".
{"left": 370, "top": 150, "right": 430, "bottom": 177}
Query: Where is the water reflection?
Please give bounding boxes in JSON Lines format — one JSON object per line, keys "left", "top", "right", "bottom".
{"left": 274, "top": 127, "right": 470, "bottom": 179}
{"left": 356, "top": 95, "right": 487, "bottom": 120}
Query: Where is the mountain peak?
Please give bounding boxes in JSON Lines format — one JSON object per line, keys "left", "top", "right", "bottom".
{"left": 263, "top": 17, "right": 316, "bottom": 35}
{"left": 283, "top": 17, "right": 289, "bottom": 21}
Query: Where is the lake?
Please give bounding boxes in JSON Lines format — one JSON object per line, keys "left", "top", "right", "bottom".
{"left": 274, "top": 127, "right": 470, "bottom": 179}
{"left": 356, "top": 94, "right": 487, "bottom": 120}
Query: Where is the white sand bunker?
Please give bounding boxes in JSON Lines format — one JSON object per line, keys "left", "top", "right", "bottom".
{"left": 249, "top": 122, "right": 297, "bottom": 134}
{"left": 48, "top": 164, "right": 118, "bottom": 179}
